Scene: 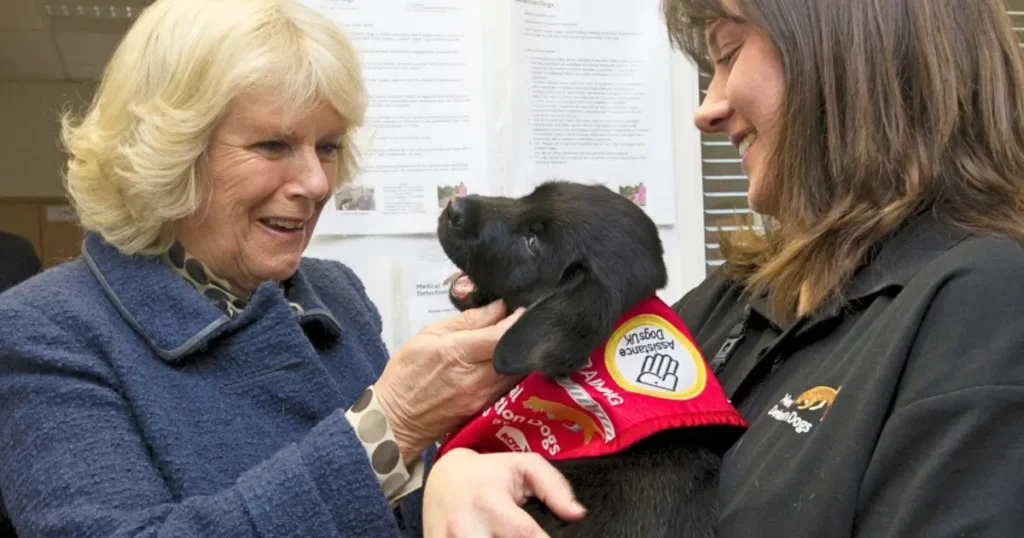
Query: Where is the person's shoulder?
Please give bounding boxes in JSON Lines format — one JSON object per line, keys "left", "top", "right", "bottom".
{"left": 911, "top": 231, "right": 1024, "bottom": 295}
{"left": 934, "top": 230, "right": 1024, "bottom": 267}
{"left": 0, "top": 259, "right": 110, "bottom": 361}
{"left": 0, "top": 231, "right": 41, "bottom": 283}
{"left": 0, "top": 230, "right": 30, "bottom": 247}
{"left": 910, "top": 230, "right": 1024, "bottom": 332}
{"left": 670, "top": 267, "right": 747, "bottom": 334}
{"left": 0, "top": 230, "right": 35, "bottom": 254}
{"left": 298, "top": 256, "right": 371, "bottom": 300}
{"left": 298, "top": 256, "right": 382, "bottom": 329}
{"left": 892, "top": 232, "right": 1024, "bottom": 406}
{"left": 300, "top": 255, "right": 360, "bottom": 281}
{"left": 0, "top": 258, "right": 96, "bottom": 314}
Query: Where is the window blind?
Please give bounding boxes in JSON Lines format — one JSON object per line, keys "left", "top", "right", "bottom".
{"left": 696, "top": 72, "right": 761, "bottom": 275}
{"left": 1010, "top": 1, "right": 1024, "bottom": 49}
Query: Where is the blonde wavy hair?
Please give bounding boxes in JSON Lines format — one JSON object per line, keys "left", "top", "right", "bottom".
{"left": 61, "top": 0, "right": 367, "bottom": 255}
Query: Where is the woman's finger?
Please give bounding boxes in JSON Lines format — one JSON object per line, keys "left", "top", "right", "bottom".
{"left": 450, "top": 307, "right": 526, "bottom": 363}
{"left": 516, "top": 454, "right": 587, "bottom": 523}
{"left": 430, "top": 299, "right": 507, "bottom": 333}
{"left": 482, "top": 495, "right": 552, "bottom": 538}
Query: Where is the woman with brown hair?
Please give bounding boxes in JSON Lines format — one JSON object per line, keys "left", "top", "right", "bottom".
{"left": 421, "top": 0, "right": 1024, "bottom": 535}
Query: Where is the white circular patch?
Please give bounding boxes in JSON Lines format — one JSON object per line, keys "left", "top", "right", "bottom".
{"left": 605, "top": 314, "right": 706, "bottom": 400}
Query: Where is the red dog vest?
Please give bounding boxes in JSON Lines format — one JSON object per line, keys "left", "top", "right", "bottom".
{"left": 435, "top": 296, "right": 748, "bottom": 461}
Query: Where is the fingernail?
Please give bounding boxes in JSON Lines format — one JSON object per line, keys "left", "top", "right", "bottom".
{"left": 572, "top": 500, "right": 587, "bottom": 515}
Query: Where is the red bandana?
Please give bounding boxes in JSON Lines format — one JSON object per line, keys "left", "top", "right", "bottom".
{"left": 435, "top": 296, "right": 748, "bottom": 461}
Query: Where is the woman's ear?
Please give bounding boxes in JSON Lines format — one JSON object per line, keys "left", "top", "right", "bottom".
{"left": 492, "top": 269, "right": 619, "bottom": 377}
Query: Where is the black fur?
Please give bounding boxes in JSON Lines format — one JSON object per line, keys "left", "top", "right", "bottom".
{"left": 437, "top": 181, "right": 739, "bottom": 538}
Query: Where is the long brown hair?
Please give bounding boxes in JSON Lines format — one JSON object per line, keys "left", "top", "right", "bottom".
{"left": 665, "top": 0, "right": 1024, "bottom": 320}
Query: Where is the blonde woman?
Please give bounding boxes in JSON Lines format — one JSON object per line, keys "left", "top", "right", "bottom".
{"left": 0, "top": 0, "right": 583, "bottom": 536}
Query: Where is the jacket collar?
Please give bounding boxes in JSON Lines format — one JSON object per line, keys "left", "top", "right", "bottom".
{"left": 82, "top": 232, "right": 342, "bottom": 363}
{"left": 748, "top": 212, "right": 972, "bottom": 328}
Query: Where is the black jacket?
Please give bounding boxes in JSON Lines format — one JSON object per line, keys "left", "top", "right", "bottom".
{"left": 0, "top": 231, "right": 40, "bottom": 294}
{"left": 673, "top": 214, "right": 1024, "bottom": 537}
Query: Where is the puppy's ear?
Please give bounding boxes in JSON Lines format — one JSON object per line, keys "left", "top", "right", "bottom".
{"left": 492, "top": 267, "right": 622, "bottom": 377}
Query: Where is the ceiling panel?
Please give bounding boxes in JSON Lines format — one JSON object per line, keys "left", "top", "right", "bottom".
{"left": 0, "top": 0, "right": 47, "bottom": 31}
{"left": 53, "top": 31, "right": 124, "bottom": 81}
{"left": 0, "top": 30, "right": 66, "bottom": 82}
{"left": 0, "top": 0, "right": 147, "bottom": 83}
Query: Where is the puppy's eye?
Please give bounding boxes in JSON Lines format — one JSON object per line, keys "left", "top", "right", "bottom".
{"left": 524, "top": 234, "right": 539, "bottom": 255}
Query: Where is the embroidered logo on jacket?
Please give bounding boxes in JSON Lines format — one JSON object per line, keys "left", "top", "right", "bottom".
{"left": 435, "top": 296, "right": 748, "bottom": 461}
{"left": 767, "top": 385, "right": 841, "bottom": 434}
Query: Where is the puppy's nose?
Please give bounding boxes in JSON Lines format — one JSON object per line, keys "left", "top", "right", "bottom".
{"left": 448, "top": 196, "right": 466, "bottom": 228}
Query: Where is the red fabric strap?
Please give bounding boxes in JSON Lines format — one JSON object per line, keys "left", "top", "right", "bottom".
{"left": 436, "top": 296, "right": 748, "bottom": 461}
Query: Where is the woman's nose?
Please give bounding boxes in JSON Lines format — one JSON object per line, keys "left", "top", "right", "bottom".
{"left": 290, "top": 150, "right": 332, "bottom": 201}
{"left": 693, "top": 75, "right": 732, "bottom": 133}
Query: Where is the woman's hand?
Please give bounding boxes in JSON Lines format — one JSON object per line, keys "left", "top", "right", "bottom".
{"left": 423, "top": 448, "right": 587, "bottom": 538}
{"left": 375, "top": 300, "right": 525, "bottom": 462}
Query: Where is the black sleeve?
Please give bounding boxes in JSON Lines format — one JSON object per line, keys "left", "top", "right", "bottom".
{"left": 0, "top": 233, "right": 41, "bottom": 292}
{"left": 854, "top": 245, "right": 1024, "bottom": 537}
{"left": 670, "top": 269, "right": 741, "bottom": 338}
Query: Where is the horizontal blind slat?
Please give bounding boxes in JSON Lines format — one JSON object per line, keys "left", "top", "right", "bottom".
{"left": 698, "top": 68, "right": 749, "bottom": 274}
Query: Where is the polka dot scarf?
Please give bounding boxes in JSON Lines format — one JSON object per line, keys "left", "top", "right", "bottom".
{"left": 164, "top": 242, "right": 304, "bottom": 318}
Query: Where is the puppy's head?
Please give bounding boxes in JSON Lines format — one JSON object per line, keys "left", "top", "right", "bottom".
{"left": 437, "top": 181, "right": 667, "bottom": 377}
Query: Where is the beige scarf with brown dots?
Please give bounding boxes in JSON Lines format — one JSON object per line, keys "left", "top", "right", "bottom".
{"left": 163, "top": 242, "right": 304, "bottom": 318}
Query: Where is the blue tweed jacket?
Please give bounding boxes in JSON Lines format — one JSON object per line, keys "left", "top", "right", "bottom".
{"left": 0, "top": 232, "right": 424, "bottom": 537}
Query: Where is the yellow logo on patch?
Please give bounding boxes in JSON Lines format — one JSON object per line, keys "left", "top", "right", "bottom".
{"left": 605, "top": 314, "right": 706, "bottom": 400}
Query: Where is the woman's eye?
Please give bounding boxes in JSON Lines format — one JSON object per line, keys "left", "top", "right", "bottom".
{"left": 524, "top": 235, "right": 539, "bottom": 254}
{"left": 317, "top": 142, "right": 341, "bottom": 157}
{"left": 717, "top": 46, "right": 740, "bottom": 66}
{"left": 255, "top": 140, "right": 288, "bottom": 153}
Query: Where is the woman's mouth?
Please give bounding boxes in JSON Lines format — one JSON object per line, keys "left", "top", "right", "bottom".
{"left": 259, "top": 218, "right": 306, "bottom": 233}
{"left": 738, "top": 132, "right": 758, "bottom": 158}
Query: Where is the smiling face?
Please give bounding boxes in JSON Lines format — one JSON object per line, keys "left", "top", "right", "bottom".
{"left": 175, "top": 94, "right": 347, "bottom": 291}
{"left": 693, "top": 2, "right": 785, "bottom": 216}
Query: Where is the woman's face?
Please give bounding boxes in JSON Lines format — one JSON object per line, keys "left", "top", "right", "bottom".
{"left": 694, "top": 5, "right": 785, "bottom": 216}
{"left": 176, "top": 94, "right": 346, "bottom": 291}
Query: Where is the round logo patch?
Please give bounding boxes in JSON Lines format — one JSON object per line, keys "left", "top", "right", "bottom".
{"left": 605, "top": 314, "right": 706, "bottom": 400}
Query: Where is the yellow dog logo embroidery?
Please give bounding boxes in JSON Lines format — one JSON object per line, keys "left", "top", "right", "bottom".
{"left": 523, "top": 396, "right": 603, "bottom": 445}
{"left": 793, "top": 386, "right": 840, "bottom": 421}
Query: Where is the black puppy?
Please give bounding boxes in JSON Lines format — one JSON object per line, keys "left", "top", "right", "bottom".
{"left": 436, "top": 181, "right": 742, "bottom": 538}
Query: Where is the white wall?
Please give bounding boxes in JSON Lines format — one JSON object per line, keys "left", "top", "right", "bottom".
{"left": 304, "top": 45, "right": 707, "bottom": 352}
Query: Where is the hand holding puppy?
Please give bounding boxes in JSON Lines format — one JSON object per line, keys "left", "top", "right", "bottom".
{"left": 423, "top": 448, "right": 587, "bottom": 538}
{"left": 374, "top": 300, "right": 526, "bottom": 463}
